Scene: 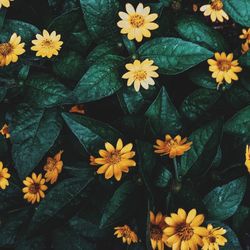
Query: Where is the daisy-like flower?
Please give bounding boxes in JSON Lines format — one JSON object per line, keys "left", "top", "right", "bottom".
{"left": 122, "top": 59, "right": 159, "bottom": 92}
{"left": 22, "top": 173, "right": 48, "bottom": 204}
{"left": 43, "top": 150, "right": 63, "bottom": 184}
{"left": 239, "top": 28, "right": 250, "bottom": 54}
{"left": 69, "top": 105, "right": 85, "bottom": 115}
{"left": 0, "top": 161, "right": 10, "bottom": 190}
{"left": 114, "top": 225, "right": 138, "bottom": 245}
{"left": 92, "top": 138, "right": 136, "bottom": 181}
{"left": 31, "top": 30, "right": 63, "bottom": 58}
{"left": 202, "top": 224, "right": 227, "bottom": 250}
{"left": 208, "top": 52, "right": 242, "bottom": 86}
{"left": 0, "top": 33, "right": 25, "bottom": 67}
{"left": 245, "top": 145, "right": 250, "bottom": 173}
{"left": 117, "top": 3, "right": 159, "bottom": 42}
{"left": 150, "top": 211, "right": 168, "bottom": 250}
{"left": 154, "top": 134, "right": 192, "bottom": 158}
{"left": 0, "top": 0, "right": 14, "bottom": 9}
{"left": 241, "top": 42, "right": 249, "bottom": 54}
{"left": 164, "top": 208, "right": 207, "bottom": 250}
{"left": 0, "top": 124, "right": 10, "bottom": 139}
{"left": 200, "top": 0, "right": 229, "bottom": 23}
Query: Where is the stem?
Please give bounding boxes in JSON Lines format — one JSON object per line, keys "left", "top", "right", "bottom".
{"left": 173, "top": 157, "right": 181, "bottom": 182}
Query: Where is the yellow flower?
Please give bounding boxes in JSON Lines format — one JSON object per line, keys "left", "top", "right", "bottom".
{"left": 0, "top": 123, "right": 10, "bottom": 138}
{"left": 114, "top": 225, "right": 138, "bottom": 245}
{"left": 69, "top": 105, "right": 85, "bottom": 115}
{"left": 22, "top": 173, "right": 48, "bottom": 204}
{"left": 122, "top": 59, "right": 159, "bottom": 92}
{"left": 43, "top": 150, "right": 63, "bottom": 184}
{"left": 164, "top": 208, "right": 207, "bottom": 250}
{"left": 200, "top": 0, "right": 229, "bottom": 23}
{"left": 0, "top": 33, "right": 25, "bottom": 67}
{"left": 245, "top": 145, "right": 250, "bottom": 173}
{"left": 241, "top": 42, "right": 249, "bottom": 54}
{"left": 154, "top": 134, "right": 192, "bottom": 158}
{"left": 0, "top": 161, "right": 10, "bottom": 190}
{"left": 31, "top": 30, "right": 63, "bottom": 58}
{"left": 202, "top": 224, "right": 227, "bottom": 250}
{"left": 89, "top": 155, "right": 98, "bottom": 166}
{"left": 208, "top": 52, "right": 242, "bottom": 86}
{"left": 0, "top": 0, "right": 13, "bottom": 8}
{"left": 92, "top": 138, "right": 136, "bottom": 181}
{"left": 239, "top": 29, "right": 250, "bottom": 54}
{"left": 117, "top": 3, "right": 159, "bottom": 42}
{"left": 150, "top": 211, "right": 168, "bottom": 250}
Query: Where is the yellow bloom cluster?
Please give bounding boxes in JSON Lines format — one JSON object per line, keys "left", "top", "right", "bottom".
{"left": 0, "top": 30, "right": 63, "bottom": 67}
{"left": 239, "top": 28, "right": 250, "bottom": 54}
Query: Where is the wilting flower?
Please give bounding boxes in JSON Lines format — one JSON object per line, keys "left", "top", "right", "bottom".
{"left": 154, "top": 134, "right": 192, "bottom": 158}
{"left": 0, "top": 0, "right": 13, "bottom": 8}
{"left": 43, "top": 150, "right": 63, "bottom": 184}
{"left": 0, "top": 161, "right": 10, "bottom": 190}
{"left": 122, "top": 59, "right": 159, "bottom": 92}
{"left": 241, "top": 42, "right": 249, "bottom": 54}
{"left": 200, "top": 0, "right": 229, "bottom": 22}
{"left": 114, "top": 225, "right": 138, "bottom": 245}
{"left": 22, "top": 173, "right": 48, "bottom": 204}
{"left": 245, "top": 145, "right": 250, "bottom": 173}
{"left": 164, "top": 208, "right": 207, "bottom": 250}
{"left": 0, "top": 33, "right": 25, "bottom": 67}
{"left": 150, "top": 211, "right": 168, "bottom": 250}
{"left": 208, "top": 52, "right": 242, "bottom": 86}
{"left": 117, "top": 3, "right": 159, "bottom": 42}
{"left": 31, "top": 30, "right": 63, "bottom": 58}
{"left": 0, "top": 124, "right": 10, "bottom": 139}
{"left": 239, "top": 28, "right": 250, "bottom": 54}
{"left": 69, "top": 105, "right": 85, "bottom": 115}
{"left": 202, "top": 224, "right": 227, "bottom": 250}
{"left": 92, "top": 138, "right": 136, "bottom": 181}
{"left": 192, "top": 4, "right": 198, "bottom": 12}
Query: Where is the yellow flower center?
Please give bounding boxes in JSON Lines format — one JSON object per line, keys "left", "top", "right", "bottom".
{"left": 44, "top": 158, "right": 57, "bottom": 171}
{"left": 176, "top": 223, "right": 194, "bottom": 240}
{"left": 29, "top": 183, "right": 41, "bottom": 194}
{"left": 150, "top": 225, "right": 163, "bottom": 241}
{"left": 107, "top": 151, "right": 121, "bottom": 164}
{"left": 0, "top": 43, "right": 12, "bottom": 56}
{"left": 211, "top": 0, "right": 223, "bottom": 10}
{"left": 41, "top": 39, "right": 54, "bottom": 49}
{"left": 134, "top": 70, "right": 147, "bottom": 81}
{"left": 130, "top": 14, "right": 145, "bottom": 28}
{"left": 217, "top": 60, "right": 231, "bottom": 71}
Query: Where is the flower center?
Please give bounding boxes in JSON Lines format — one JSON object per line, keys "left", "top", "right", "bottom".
{"left": 134, "top": 70, "right": 147, "bottom": 81}
{"left": 130, "top": 14, "right": 145, "bottom": 28}
{"left": 150, "top": 225, "right": 163, "bottom": 241}
{"left": 0, "top": 43, "right": 12, "bottom": 56}
{"left": 107, "top": 151, "right": 121, "bottom": 164}
{"left": 217, "top": 60, "right": 231, "bottom": 71}
{"left": 41, "top": 39, "right": 54, "bottom": 49}
{"left": 44, "top": 158, "right": 56, "bottom": 171}
{"left": 176, "top": 223, "right": 194, "bottom": 241}
{"left": 29, "top": 183, "right": 41, "bottom": 194}
{"left": 211, "top": 0, "right": 223, "bottom": 10}
{"left": 209, "top": 236, "right": 217, "bottom": 243}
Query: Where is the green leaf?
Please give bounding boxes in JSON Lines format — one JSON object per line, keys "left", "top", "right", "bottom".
{"left": 224, "top": 105, "right": 250, "bottom": 137}
{"left": 203, "top": 177, "right": 247, "bottom": 221}
{"left": 10, "top": 105, "right": 62, "bottom": 179}
{"left": 176, "top": 15, "right": 227, "bottom": 51}
{"left": 24, "top": 74, "right": 70, "bottom": 108}
{"left": 145, "top": 87, "right": 182, "bottom": 136}
{"left": 16, "top": 236, "right": 47, "bottom": 250}
{"left": 0, "top": 87, "right": 7, "bottom": 102}
{"left": 138, "top": 37, "right": 213, "bottom": 75}
{"left": 0, "top": 9, "right": 6, "bottom": 29}
{"left": 79, "top": 0, "right": 120, "bottom": 40}
{"left": 52, "top": 51, "right": 86, "bottom": 81}
{"left": 223, "top": 0, "right": 250, "bottom": 27}
{"left": 155, "top": 167, "right": 172, "bottom": 188}
{"left": 239, "top": 51, "right": 250, "bottom": 67}
{"left": 179, "top": 119, "right": 223, "bottom": 177}
{"left": 160, "top": 0, "right": 172, "bottom": 7}
{"left": 0, "top": 19, "right": 39, "bottom": 43}
{"left": 72, "top": 56, "right": 124, "bottom": 103}
{"left": 100, "top": 180, "right": 137, "bottom": 228}
{"left": 29, "top": 176, "right": 94, "bottom": 232}
{"left": 232, "top": 206, "right": 250, "bottom": 232}
{"left": 180, "top": 88, "right": 221, "bottom": 122}
{"left": 62, "top": 112, "right": 122, "bottom": 154}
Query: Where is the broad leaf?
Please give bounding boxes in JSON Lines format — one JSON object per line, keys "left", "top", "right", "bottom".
{"left": 138, "top": 37, "right": 213, "bottom": 75}
{"left": 203, "top": 177, "right": 247, "bottom": 221}
{"left": 155, "top": 167, "right": 172, "bottom": 188}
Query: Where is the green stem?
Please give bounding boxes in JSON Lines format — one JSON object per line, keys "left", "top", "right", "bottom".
{"left": 173, "top": 157, "right": 180, "bottom": 182}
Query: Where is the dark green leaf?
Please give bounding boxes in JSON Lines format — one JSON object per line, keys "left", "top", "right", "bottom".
{"left": 138, "top": 37, "right": 213, "bottom": 75}
{"left": 10, "top": 105, "right": 62, "bottom": 179}
{"left": 0, "top": 9, "right": 6, "bottom": 30}
{"left": 155, "top": 167, "right": 172, "bottom": 188}
{"left": 232, "top": 206, "right": 250, "bottom": 232}
{"left": 180, "top": 119, "right": 223, "bottom": 177}
{"left": 0, "top": 87, "right": 7, "bottom": 102}
{"left": 16, "top": 236, "right": 47, "bottom": 250}
{"left": 203, "top": 177, "right": 247, "bottom": 220}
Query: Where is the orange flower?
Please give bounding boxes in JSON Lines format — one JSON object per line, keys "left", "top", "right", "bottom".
{"left": 154, "top": 135, "right": 192, "bottom": 158}
{"left": 0, "top": 124, "right": 10, "bottom": 138}
{"left": 43, "top": 150, "right": 63, "bottom": 184}
{"left": 89, "top": 155, "right": 98, "bottom": 166}
{"left": 114, "top": 225, "right": 138, "bottom": 245}
{"left": 69, "top": 105, "right": 85, "bottom": 115}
